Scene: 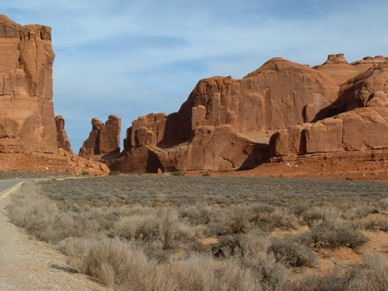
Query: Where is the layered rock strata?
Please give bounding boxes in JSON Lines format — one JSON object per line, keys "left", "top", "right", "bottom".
{"left": 0, "top": 15, "right": 108, "bottom": 175}
{"left": 111, "top": 54, "right": 388, "bottom": 173}
{"left": 271, "top": 61, "right": 388, "bottom": 157}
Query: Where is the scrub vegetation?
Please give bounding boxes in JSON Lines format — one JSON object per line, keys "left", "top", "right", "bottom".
{"left": 6, "top": 175, "right": 388, "bottom": 290}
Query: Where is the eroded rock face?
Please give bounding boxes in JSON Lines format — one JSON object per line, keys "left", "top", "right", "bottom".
{"left": 271, "top": 61, "right": 388, "bottom": 157}
{"left": 55, "top": 115, "right": 73, "bottom": 153}
{"left": 79, "top": 115, "right": 121, "bottom": 158}
{"left": 110, "top": 54, "right": 388, "bottom": 173}
{"left": 0, "top": 15, "right": 56, "bottom": 153}
{"left": 112, "top": 57, "right": 352, "bottom": 173}
{"left": 0, "top": 15, "right": 109, "bottom": 175}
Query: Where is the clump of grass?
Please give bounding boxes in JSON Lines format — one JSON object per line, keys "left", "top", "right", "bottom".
{"left": 59, "top": 237, "right": 156, "bottom": 288}
{"left": 249, "top": 205, "right": 299, "bottom": 232}
{"left": 112, "top": 208, "right": 198, "bottom": 251}
{"left": 6, "top": 177, "right": 387, "bottom": 290}
{"left": 109, "top": 170, "right": 120, "bottom": 176}
{"left": 300, "top": 206, "right": 341, "bottom": 227}
{"left": 202, "top": 170, "right": 211, "bottom": 177}
{"left": 291, "top": 253, "right": 388, "bottom": 291}
{"left": 239, "top": 230, "right": 289, "bottom": 290}
{"left": 6, "top": 182, "right": 99, "bottom": 243}
{"left": 171, "top": 171, "right": 185, "bottom": 176}
{"left": 270, "top": 237, "right": 317, "bottom": 267}
{"left": 291, "top": 266, "right": 360, "bottom": 291}
{"left": 298, "top": 218, "right": 369, "bottom": 249}
{"left": 360, "top": 215, "right": 388, "bottom": 232}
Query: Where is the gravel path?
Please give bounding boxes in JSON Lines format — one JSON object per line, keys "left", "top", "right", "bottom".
{"left": 0, "top": 182, "right": 108, "bottom": 291}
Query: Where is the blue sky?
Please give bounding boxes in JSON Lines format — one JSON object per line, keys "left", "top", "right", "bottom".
{"left": 3, "top": 0, "right": 388, "bottom": 151}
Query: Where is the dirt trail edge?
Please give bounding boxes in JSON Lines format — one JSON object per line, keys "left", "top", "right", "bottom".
{"left": 0, "top": 180, "right": 107, "bottom": 291}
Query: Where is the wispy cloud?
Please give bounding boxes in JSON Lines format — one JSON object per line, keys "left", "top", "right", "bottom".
{"left": 3, "top": 0, "right": 388, "bottom": 150}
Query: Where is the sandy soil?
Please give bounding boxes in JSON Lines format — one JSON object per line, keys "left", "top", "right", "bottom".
{"left": 185, "top": 158, "right": 388, "bottom": 181}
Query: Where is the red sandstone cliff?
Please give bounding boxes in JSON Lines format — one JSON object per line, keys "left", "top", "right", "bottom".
{"left": 271, "top": 60, "right": 388, "bottom": 158}
{"left": 0, "top": 15, "right": 56, "bottom": 153}
{"left": 0, "top": 15, "right": 108, "bottom": 175}
{"left": 110, "top": 54, "right": 388, "bottom": 174}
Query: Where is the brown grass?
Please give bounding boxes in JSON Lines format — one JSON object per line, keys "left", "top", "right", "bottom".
{"left": 5, "top": 176, "right": 388, "bottom": 289}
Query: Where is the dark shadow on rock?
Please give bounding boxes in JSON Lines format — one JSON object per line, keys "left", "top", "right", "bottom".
{"left": 237, "top": 143, "right": 269, "bottom": 171}
{"left": 100, "top": 150, "right": 121, "bottom": 162}
{"left": 146, "top": 149, "right": 164, "bottom": 173}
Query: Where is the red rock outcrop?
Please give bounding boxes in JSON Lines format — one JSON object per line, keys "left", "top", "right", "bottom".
{"left": 315, "top": 54, "right": 387, "bottom": 86}
{"left": 0, "top": 150, "right": 109, "bottom": 176}
{"left": 271, "top": 60, "right": 388, "bottom": 158}
{"left": 79, "top": 115, "right": 121, "bottom": 158}
{"left": 55, "top": 115, "right": 73, "bottom": 153}
{"left": 112, "top": 57, "right": 363, "bottom": 173}
{"left": 0, "top": 15, "right": 108, "bottom": 175}
{"left": 0, "top": 15, "right": 57, "bottom": 153}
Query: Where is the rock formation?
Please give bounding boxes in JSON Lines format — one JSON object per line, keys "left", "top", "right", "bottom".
{"left": 271, "top": 60, "right": 388, "bottom": 157}
{"left": 55, "top": 115, "right": 73, "bottom": 153}
{"left": 79, "top": 115, "right": 121, "bottom": 158}
{"left": 0, "top": 15, "right": 108, "bottom": 175}
{"left": 111, "top": 54, "right": 388, "bottom": 173}
{"left": 0, "top": 15, "right": 57, "bottom": 153}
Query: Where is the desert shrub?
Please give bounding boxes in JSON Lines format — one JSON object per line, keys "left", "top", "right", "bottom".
{"left": 6, "top": 182, "right": 99, "bottom": 242}
{"left": 291, "top": 266, "right": 360, "bottom": 291}
{"left": 180, "top": 205, "right": 211, "bottom": 225}
{"left": 171, "top": 171, "right": 185, "bottom": 176}
{"left": 202, "top": 170, "right": 211, "bottom": 177}
{"left": 212, "top": 234, "right": 243, "bottom": 258}
{"left": 109, "top": 170, "right": 120, "bottom": 176}
{"left": 239, "top": 231, "right": 289, "bottom": 290}
{"left": 293, "top": 254, "right": 388, "bottom": 291}
{"left": 60, "top": 238, "right": 266, "bottom": 290}
{"left": 113, "top": 213, "right": 160, "bottom": 240}
{"left": 156, "top": 253, "right": 260, "bottom": 291}
{"left": 356, "top": 215, "right": 388, "bottom": 232}
{"left": 298, "top": 218, "right": 369, "bottom": 249}
{"left": 59, "top": 237, "right": 157, "bottom": 288}
{"left": 112, "top": 208, "right": 198, "bottom": 250}
{"left": 300, "top": 206, "right": 342, "bottom": 227}
{"left": 249, "top": 205, "right": 299, "bottom": 231}
{"left": 347, "top": 253, "right": 388, "bottom": 290}
{"left": 342, "top": 204, "right": 378, "bottom": 220}
{"left": 269, "top": 237, "right": 317, "bottom": 267}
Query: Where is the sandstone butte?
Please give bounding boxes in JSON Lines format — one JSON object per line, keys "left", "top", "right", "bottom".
{"left": 98, "top": 53, "right": 388, "bottom": 176}
{"left": 0, "top": 15, "right": 108, "bottom": 175}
